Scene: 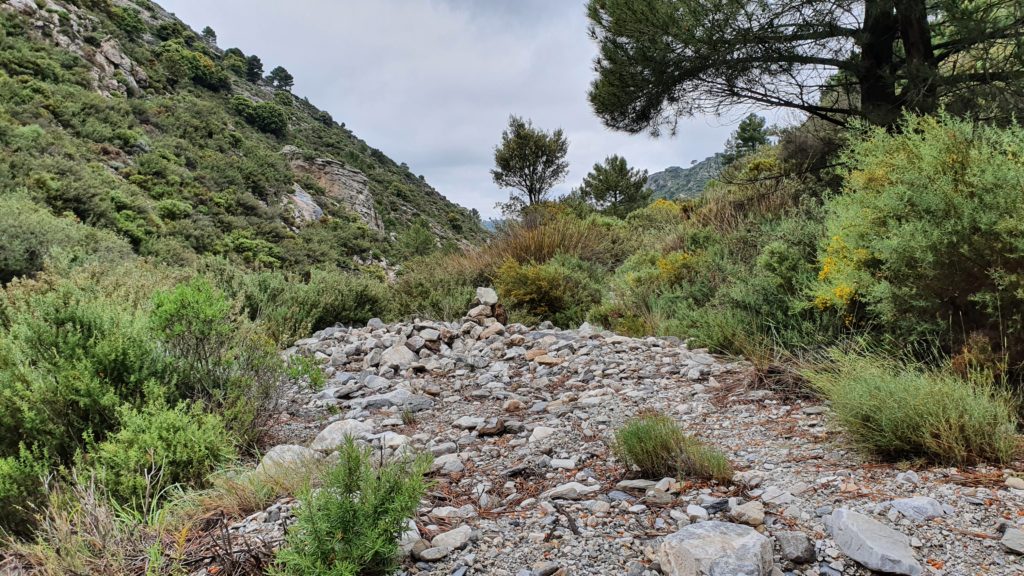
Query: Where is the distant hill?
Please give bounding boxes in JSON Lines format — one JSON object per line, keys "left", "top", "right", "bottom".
{"left": 0, "top": 0, "right": 483, "bottom": 273}
{"left": 645, "top": 154, "right": 725, "bottom": 200}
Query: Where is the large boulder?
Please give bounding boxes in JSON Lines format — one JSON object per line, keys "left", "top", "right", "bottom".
{"left": 311, "top": 419, "right": 373, "bottom": 451}
{"left": 255, "top": 444, "right": 321, "bottom": 477}
{"left": 475, "top": 287, "right": 499, "bottom": 306}
{"left": 658, "top": 521, "right": 773, "bottom": 576}
{"left": 380, "top": 339, "right": 419, "bottom": 369}
{"left": 830, "top": 509, "right": 922, "bottom": 575}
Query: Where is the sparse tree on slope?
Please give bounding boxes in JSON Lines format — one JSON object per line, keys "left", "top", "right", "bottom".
{"left": 200, "top": 26, "right": 217, "bottom": 45}
{"left": 267, "top": 66, "right": 295, "bottom": 91}
{"left": 576, "top": 155, "right": 650, "bottom": 218}
{"left": 245, "top": 55, "right": 263, "bottom": 83}
{"left": 587, "top": 0, "right": 1024, "bottom": 129}
{"left": 723, "top": 114, "right": 771, "bottom": 165}
{"left": 491, "top": 115, "right": 569, "bottom": 215}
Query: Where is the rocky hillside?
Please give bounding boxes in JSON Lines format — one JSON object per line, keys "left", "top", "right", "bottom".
{"left": 0, "top": 0, "right": 482, "bottom": 271}
{"left": 646, "top": 154, "right": 724, "bottom": 200}
{"left": 215, "top": 290, "right": 1024, "bottom": 576}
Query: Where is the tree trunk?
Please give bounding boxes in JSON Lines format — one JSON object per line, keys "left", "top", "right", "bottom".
{"left": 859, "top": 0, "right": 900, "bottom": 127}
{"left": 894, "top": 0, "right": 937, "bottom": 115}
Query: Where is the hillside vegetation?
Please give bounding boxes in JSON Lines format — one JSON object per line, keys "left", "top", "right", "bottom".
{"left": 3, "top": 0, "right": 1024, "bottom": 574}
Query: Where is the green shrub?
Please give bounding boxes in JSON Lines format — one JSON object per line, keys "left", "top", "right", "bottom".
{"left": 152, "top": 278, "right": 291, "bottom": 444}
{"left": 614, "top": 412, "right": 732, "bottom": 481}
{"left": 0, "top": 273, "right": 163, "bottom": 462}
{"left": 495, "top": 254, "right": 603, "bottom": 328}
{"left": 158, "top": 40, "right": 231, "bottom": 91}
{"left": 273, "top": 439, "right": 431, "bottom": 576}
{"left": 391, "top": 254, "right": 477, "bottom": 321}
{"left": 89, "top": 399, "right": 236, "bottom": 507}
{"left": 0, "top": 194, "right": 133, "bottom": 284}
{"left": 805, "top": 352, "right": 1018, "bottom": 465}
{"left": 0, "top": 446, "right": 49, "bottom": 536}
{"left": 396, "top": 219, "right": 438, "bottom": 259}
{"left": 242, "top": 268, "right": 389, "bottom": 344}
{"left": 230, "top": 96, "right": 288, "bottom": 136}
{"left": 813, "top": 115, "right": 1024, "bottom": 359}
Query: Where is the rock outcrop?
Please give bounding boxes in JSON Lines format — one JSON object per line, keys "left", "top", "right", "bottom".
{"left": 2, "top": 0, "right": 149, "bottom": 97}
{"left": 281, "top": 145, "right": 382, "bottom": 231}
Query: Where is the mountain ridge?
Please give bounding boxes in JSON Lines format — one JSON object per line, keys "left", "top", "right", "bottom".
{"left": 645, "top": 153, "right": 725, "bottom": 200}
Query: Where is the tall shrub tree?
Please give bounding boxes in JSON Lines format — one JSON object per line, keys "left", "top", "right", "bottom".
{"left": 576, "top": 155, "right": 650, "bottom": 217}
{"left": 491, "top": 115, "right": 570, "bottom": 215}
{"left": 245, "top": 55, "right": 264, "bottom": 83}
{"left": 268, "top": 66, "right": 295, "bottom": 90}
{"left": 723, "top": 114, "right": 771, "bottom": 165}
{"left": 586, "top": 0, "right": 1024, "bottom": 129}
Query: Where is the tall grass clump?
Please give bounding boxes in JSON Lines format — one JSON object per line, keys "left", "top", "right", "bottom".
{"left": 273, "top": 439, "right": 431, "bottom": 576}
{"left": 806, "top": 352, "right": 1018, "bottom": 465}
{"left": 614, "top": 412, "right": 732, "bottom": 482}
{"left": 468, "top": 213, "right": 633, "bottom": 275}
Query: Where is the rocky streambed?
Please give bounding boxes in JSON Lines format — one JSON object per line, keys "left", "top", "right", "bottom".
{"left": 228, "top": 289, "right": 1024, "bottom": 576}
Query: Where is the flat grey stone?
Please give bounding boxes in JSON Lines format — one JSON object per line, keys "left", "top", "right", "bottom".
{"left": 775, "top": 530, "right": 815, "bottom": 564}
{"left": 658, "top": 520, "right": 773, "bottom": 576}
{"left": 830, "top": 509, "right": 921, "bottom": 575}
{"left": 255, "top": 444, "right": 321, "bottom": 477}
{"left": 890, "top": 496, "right": 947, "bottom": 521}
{"left": 1001, "top": 528, "right": 1024, "bottom": 554}
{"left": 431, "top": 525, "right": 472, "bottom": 549}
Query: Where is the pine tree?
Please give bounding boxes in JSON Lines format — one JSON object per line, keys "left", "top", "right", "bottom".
{"left": 267, "top": 66, "right": 295, "bottom": 91}
{"left": 245, "top": 55, "right": 263, "bottom": 83}
{"left": 576, "top": 155, "right": 650, "bottom": 218}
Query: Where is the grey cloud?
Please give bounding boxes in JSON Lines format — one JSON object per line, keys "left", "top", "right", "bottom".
{"left": 159, "top": 0, "right": 741, "bottom": 217}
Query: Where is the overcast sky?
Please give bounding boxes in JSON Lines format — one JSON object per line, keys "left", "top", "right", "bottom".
{"left": 159, "top": 0, "right": 756, "bottom": 218}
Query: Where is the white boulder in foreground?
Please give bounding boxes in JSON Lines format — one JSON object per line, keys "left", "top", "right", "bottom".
{"left": 830, "top": 509, "right": 922, "bottom": 575}
{"left": 658, "top": 520, "right": 773, "bottom": 576}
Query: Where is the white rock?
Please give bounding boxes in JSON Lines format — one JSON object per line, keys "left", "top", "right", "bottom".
{"left": 311, "top": 419, "right": 372, "bottom": 451}
{"left": 475, "top": 287, "right": 499, "bottom": 306}
{"left": 399, "top": 519, "right": 421, "bottom": 555}
{"left": 658, "top": 520, "right": 773, "bottom": 576}
{"left": 380, "top": 341, "right": 419, "bottom": 369}
{"left": 830, "top": 509, "right": 922, "bottom": 575}
{"left": 453, "top": 416, "right": 485, "bottom": 429}
{"left": 432, "top": 453, "right": 465, "bottom": 474}
{"left": 686, "top": 504, "right": 709, "bottom": 522}
{"left": 529, "top": 426, "right": 557, "bottom": 443}
{"left": 541, "top": 482, "right": 601, "bottom": 500}
{"left": 729, "top": 501, "right": 765, "bottom": 526}
{"left": 890, "top": 496, "right": 947, "bottom": 521}
{"left": 431, "top": 525, "right": 472, "bottom": 550}
{"left": 255, "top": 444, "right": 321, "bottom": 477}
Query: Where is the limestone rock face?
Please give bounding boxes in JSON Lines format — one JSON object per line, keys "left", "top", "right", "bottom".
{"left": 830, "top": 509, "right": 922, "bottom": 575}
{"left": 658, "top": 520, "right": 773, "bottom": 576}
{"left": 282, "top": 146, "right": 382, "bottom": 231}
{"left": 286, "top": 183, "right": 325, "bottom": 224}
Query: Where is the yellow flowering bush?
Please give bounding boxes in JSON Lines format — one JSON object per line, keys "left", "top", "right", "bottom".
{"left": 813, "top": 114, "right": 1024, "bottom": 357}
